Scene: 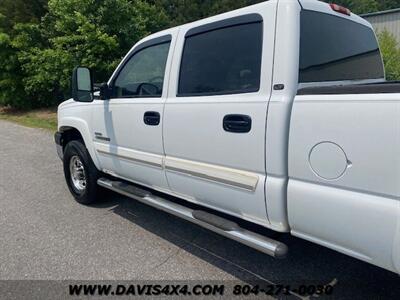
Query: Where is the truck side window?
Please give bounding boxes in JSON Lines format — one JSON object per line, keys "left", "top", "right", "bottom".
{"left": 178, "top": 21, "right": 263, "bottom": 97}
{"left": 299, "top": 10, "right": 384, "bottom": 83}
{"left": 112, "top": 42, "right": 171, "bottom": 98}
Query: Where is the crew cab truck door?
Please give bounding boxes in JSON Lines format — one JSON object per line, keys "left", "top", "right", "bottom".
{"left": 163, "top": 3, "right": 277, "bottom": 227}
{"left": 91, "top": 32, "right": 176, "bottom": 190}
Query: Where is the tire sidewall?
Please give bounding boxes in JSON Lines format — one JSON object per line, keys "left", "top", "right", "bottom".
{"left": 63, "top": 141, "right": 99, "bottom": 204}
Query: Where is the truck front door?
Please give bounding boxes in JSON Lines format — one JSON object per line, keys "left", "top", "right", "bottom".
{"left": 91, "top": 32, "right": 176, "bottom": 191}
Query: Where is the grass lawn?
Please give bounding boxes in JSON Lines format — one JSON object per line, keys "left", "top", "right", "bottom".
{"left": 0, "top": 107, "right": 57, "bottom": 132}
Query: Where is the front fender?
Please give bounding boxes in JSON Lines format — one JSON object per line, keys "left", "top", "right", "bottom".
{"left": 58, "top": 116, "right": 101, "bottom": 170}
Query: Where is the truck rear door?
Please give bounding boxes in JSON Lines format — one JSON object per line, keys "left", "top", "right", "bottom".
{"left": 162, "top": 2, "right": 277, "bottom": 227}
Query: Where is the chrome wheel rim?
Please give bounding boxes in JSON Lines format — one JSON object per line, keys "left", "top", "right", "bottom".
{"left": 69, "top": 156, "right": 87, "bottom": 192}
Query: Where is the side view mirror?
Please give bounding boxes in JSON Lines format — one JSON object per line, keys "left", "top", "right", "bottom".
{"left": 99, "top": 83, "right": 111, "bottom": 100}
{"left": 72, "top": 67, "right": 94, "bottom": 102}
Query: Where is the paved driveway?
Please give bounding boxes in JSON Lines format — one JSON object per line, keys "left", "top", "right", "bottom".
{"left": 0, "top": 120, "right": 399, "bottom": 299}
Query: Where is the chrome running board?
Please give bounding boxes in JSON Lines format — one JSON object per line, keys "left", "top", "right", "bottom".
{"left": 97, "top": 178, "right": 288, "bottom": 259}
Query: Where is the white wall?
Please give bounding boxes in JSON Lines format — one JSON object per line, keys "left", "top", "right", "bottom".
{"left": 363, "top": 10, "right": 400, "bottom": 42}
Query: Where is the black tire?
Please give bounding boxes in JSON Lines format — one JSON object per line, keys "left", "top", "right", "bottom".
{"left": 63, "top": 140, "right": 101, "bottom": 204}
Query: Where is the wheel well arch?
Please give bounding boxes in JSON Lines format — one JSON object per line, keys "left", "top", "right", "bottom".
{"left": 59, "top": 126, "right": 86, "bottom": 150}
{"left": 58, "top": 125, "right": 102, "bottom": 170}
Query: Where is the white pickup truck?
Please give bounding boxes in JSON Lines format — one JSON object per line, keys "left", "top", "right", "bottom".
{"left": 55, "top": 0, "right": 400, "bottom": 275}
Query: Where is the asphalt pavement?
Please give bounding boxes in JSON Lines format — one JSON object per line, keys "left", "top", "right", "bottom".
{"left": 0, "top": 120, "right": 399, "bottom": 299}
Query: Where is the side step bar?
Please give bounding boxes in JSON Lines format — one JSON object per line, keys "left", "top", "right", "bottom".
{"left": 97, "top": 178, "right": 288, "bottom": 259}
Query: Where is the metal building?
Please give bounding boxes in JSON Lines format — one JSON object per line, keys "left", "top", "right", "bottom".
{"left": 362, "top": 8, "right": 400, "bottom": 42}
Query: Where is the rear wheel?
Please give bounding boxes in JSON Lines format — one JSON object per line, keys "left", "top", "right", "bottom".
{"left": 63, "top": 140, "right": 101, "bottom": 204}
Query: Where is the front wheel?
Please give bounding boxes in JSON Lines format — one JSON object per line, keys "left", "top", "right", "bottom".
{"left": 63, "top": 140, "right": 102, "bottom": 204}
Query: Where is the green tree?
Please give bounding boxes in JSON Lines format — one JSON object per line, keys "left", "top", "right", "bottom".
{"left": 148, "top": 0, "right": 263, "bottom": 26}
{"left": 0, "top": 0, "right": 48, "bottom": 109}
{"left": 377, "top": 0, "right": 400, "bottom": 11}
{"left": 0, "top": 30, "right": 28, "bottom": 108}
{"left": 321, "top": 0, "right": 379, "bottom": 14}
{"left": 2, "top": 0, "right": 400, "bottom": 109}
{"left": 351, "top": 0, "right": 379, "bottom": 14}
{"left": 0, "top": 0, "right": 169, "bottom": 108}
{"left": 377, "top": 30, "right": 400, "bottom": 80}
{"left": 152, "top": 0, "right": 399, "bottom": 25}
{"left": 0, "top": 0, "right": 47, "bottom": 31}
{"left": 325, "top": 0, "right": 400, "bottom": 14}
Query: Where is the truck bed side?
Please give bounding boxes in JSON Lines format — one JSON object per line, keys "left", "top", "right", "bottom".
{"left": 288, "top": 86, "right": 400, "bottom": 273}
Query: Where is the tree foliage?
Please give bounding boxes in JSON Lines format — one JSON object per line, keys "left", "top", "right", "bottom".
{"left": 150, "top": 0, "right": 400, "bottom": 24}
{"left": 0, "top": 0, "right": 48, "bottom": 30}
{"left": 378, "top": 30, "right": 400, "bottom": 80}
{"left": 0, "top": 0, "right": 168, "bottom": 109}
{"left": 147, "top": 0, "right": 262, "bottom": 26}
{"left": 322, "top": 0, "right": 400, "bottom": 14}
{"left": 0, "top": 30, "right": 28, "bottom": 109}
{"left": 1, "top": 0, "right": 400, "bottom": 109}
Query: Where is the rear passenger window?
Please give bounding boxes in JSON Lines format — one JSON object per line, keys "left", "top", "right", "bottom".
{"left": 178, "top": 21, "right": 263, "bottom": 97}
{"left": 299, "top": 10, "right": 384, "bottom": 83}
